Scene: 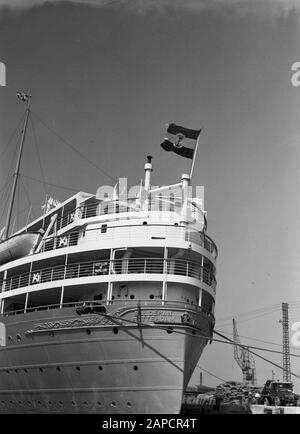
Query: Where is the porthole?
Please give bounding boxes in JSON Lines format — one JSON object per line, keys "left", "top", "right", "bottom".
{"left": 149, "top": 294, "right": 154, "bottom": 299}
{"left": 98, "top": 366, "right": 103, "bottom": 371}
{"left": 56, "top": 367, "right": 61, "bottom": 372}
{"left": 58, "top": 401, "right": 63, "bottom": 406}
{"left": 71, "top": 401, "right": 76, "bottom": 406}
{"left": 14, "top": 369, "right": 18, "bottom": 373}
{"left": 97, "top": 401, "right": 102, "bottom": 406}
{"left": 39, "top": 368, "right": 43, "bottom": 372}
{"left": 142, "top": 221, "right": 148, "bottom": 225}
{"left": 18, "top": 401, "right": 22, "bottom": 405}
{"left": 133, "top": 365, "right": 138, "bottom": 371}
{"left": 84, "top": 401, "right": 88, "bottom": 407}
{"left": 76, "top": 366, "right": 80, "bottom": 371}
{"left": 9, "top": 400, "right": 13, "bottom": 405}
{"left": 86, "top": 329, "right": 91, "bottom": 335}
{"left": 37, "top": 401, "right": 41, "bottom": 405}
{"left": 24, "top": 369, "right": 28, "bottom": 373}
{"left": 130, "top": 295, "right": 135, "bottom": 299}
{"left": 17, "top": 334, "right": 21, "bottom": 341}
{"left": 48, "top": 401, "right": 52, "bottom": 406}
{"left": 113, "top": 327, "right": 118, "bottom": 334}
{"left": 111, "top": 401, "right": 116, "bottom": 407}
{"left": 166, "top": 327, "right": 173, "bottom": 334}
{"left": 6, "top": 370, "right": 9, "bottom": 374}
{"left": 8, "top": 336, "right": 12, "bottom": 341}
{"left": 27, "top": 401, "right": 32, "bottom": 406}
{"left": 127, "top": 402, "right": 132, "bottom": 407}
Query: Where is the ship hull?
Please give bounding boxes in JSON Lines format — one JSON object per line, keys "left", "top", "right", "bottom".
{"left": 0, "top": 304, "right": 211, "bottom": 414}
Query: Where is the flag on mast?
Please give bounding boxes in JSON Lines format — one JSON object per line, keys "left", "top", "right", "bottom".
{"left": 17, "top": 92, "right": 31, "bottom": 102}
{"left": 160, "top": 123, "right": 201, "bottom": 159}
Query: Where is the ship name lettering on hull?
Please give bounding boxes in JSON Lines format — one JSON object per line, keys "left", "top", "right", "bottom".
{"left": 133, "top": 309, "right": 205, "bottom": 330}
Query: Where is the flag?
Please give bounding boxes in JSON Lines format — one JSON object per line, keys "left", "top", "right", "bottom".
{"left": 160, "top": 123, "right": 201, "bottom": 159}
{"left": 41, "top": 196, "right": 61, "bottom": 214}
{"left": 17, "top": 92, "right": 31, "bottom": 102}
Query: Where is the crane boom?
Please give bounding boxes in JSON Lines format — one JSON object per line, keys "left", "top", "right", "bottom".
{"left": 233, "top": 318, "right": 256, "bottom": 385}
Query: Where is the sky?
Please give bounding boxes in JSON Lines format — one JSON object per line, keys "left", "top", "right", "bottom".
{"left": 0, "top": 0, "right": 300, "bottom": 392}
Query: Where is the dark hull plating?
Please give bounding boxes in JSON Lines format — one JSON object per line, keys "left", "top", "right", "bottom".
{"left": 0, "top": 303, "right": 211, "bottom": 414}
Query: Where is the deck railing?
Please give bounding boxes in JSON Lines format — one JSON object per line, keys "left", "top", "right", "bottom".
{"left": 4, "top": 257, "right": 216, "bottom": 293}
{"left": 2, "top": 299, "right": 215, "bottom": 322}
{"left": 40, "top": 224, "right": 218, "bottom": 259}
{"left": 56, "top": 197, "right": 207, "bottom": 231}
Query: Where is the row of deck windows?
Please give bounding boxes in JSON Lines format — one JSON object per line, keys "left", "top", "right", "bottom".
{"left": 39, "top": 224, "right": 217, "bottom": 259}
{"left": 1, "top": 283, "right": 215, "bottom": 317}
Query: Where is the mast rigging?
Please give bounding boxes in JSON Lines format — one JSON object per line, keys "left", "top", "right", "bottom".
{"left": 3, "top": 93, "right": 31, "bottom": 240}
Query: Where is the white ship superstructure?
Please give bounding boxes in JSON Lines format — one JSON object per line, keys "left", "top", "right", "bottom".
{"left": 0, "top": 99, "right": 217, "bottom": 413}
{"left": 0, "top": 155, "right": 217, "bottom": 413}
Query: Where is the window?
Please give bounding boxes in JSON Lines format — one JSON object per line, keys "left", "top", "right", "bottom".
{"left": 101, "top": 224, "right": 107, "bottom": 233}
{"left": 201, "top": 291, "right": 214, "bottom": 313}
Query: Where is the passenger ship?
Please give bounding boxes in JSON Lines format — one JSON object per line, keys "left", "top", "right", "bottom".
{"left": 0, "top": 101, "right": 217, "bottom": 414}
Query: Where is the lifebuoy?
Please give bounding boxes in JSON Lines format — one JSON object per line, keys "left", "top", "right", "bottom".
{"left": 95, "top": 262, "right": 109, "bottom": 275}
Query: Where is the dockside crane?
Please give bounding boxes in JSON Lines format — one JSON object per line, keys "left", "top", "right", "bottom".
{"left": 280, "top": 302, "right": 291, "bottom": 382}
{"left": 233, "top": 318, "right": 256, "bottom": 385}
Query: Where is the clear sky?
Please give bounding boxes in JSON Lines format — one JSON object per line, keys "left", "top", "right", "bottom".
{"left": 0, "top": 0, "right": 300, "bottom": 392}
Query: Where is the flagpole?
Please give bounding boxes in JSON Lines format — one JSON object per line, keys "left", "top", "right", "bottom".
{"left": 189, "top": 130, "right": 201, "bottom": 181}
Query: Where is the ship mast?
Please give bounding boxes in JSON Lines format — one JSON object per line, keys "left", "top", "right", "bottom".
{"left": 3, "top": 93, "right": 32, "bottom": 240}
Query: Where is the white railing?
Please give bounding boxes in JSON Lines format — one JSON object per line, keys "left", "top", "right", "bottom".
{"left": 55, "top": 197, "right": 207, "bottom": 231}
{"left": 4, "top": 257, "right": 216, "bottom": 292}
